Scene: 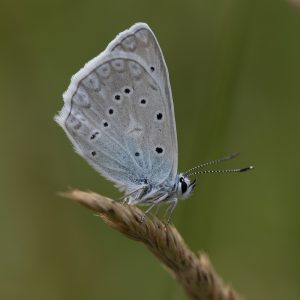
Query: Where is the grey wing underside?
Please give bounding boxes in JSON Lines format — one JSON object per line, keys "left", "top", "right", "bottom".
{"left": 55, "top": 23, "right": 178, "bottom": 193}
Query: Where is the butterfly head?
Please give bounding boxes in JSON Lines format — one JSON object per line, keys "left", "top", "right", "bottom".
{"left": 175, "top": 152, "right": 253, "bottom": 201}
{"left": 176, "top": 174, "right": 197, "bottom": 199}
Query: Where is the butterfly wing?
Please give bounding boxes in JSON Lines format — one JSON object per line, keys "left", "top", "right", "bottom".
{"left": 55, "top": 23, "right": 178, "bottom": 193}
{"left": 108, "top": 23, "right": 178, "bottom": 182}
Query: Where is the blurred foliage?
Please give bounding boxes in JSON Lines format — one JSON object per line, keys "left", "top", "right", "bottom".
{"left": 1, "top": 0, "right": 300, "bottom": 299}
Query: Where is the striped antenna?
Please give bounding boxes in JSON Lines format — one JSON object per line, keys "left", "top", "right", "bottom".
{"left": 184, "top": 152, "right": 240, "bottom": 177}
{"left": 188, "top": 166, "right": 254, "bottom": 176}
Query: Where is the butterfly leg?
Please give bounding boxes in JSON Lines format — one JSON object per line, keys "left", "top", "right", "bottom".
{"left": 140, "top": 203, "right": 156, "bottom": 223}
{"left": 121, "top": 197, "right": 129, "bottom": 205}
{"left": 154, "top": 203, "right": 161, "bottom": 216}
{"left": 164, "top": 199, "right": 178, "bottom": 224}
{"left": 152, "top": 193, "right": 169, "bottom": 216}
{"left": 119, "top": 186, "right": 147, "bottom": 205}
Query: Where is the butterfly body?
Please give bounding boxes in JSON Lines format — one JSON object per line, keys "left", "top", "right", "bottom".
{"left": 124, "top": 174, "right": 196, "bottom": 205}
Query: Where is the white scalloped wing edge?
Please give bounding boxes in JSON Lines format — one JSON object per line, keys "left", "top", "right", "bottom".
{"left": 54, "top": 22, "right": 151, "bottom": 129}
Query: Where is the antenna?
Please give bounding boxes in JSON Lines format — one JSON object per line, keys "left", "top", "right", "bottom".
{"left": 184, "top": 152, "right": 240, "bottom": 177}
{"left": 188, "top": 166, "right": 254, "bottom": 176}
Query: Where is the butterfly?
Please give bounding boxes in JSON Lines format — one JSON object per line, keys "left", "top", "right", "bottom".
{"left": 55, "top": 23, "right": 253, "bottom": 222}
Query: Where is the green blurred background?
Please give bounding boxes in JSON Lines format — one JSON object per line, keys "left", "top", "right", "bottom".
{"left": 1, "top": 0, "right": 300, "bottom": 299}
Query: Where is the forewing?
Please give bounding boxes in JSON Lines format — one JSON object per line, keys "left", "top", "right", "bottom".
{"left": 55, "top": 23, "right": 178, "bottom": 192}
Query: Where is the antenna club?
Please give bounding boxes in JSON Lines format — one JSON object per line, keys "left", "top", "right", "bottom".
{"left": 240, "top": 166, "right": 254, "bottom": 172}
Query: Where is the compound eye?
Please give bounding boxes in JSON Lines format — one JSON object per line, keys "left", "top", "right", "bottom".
{"left": 181, "top": 181, "right": 188, "bottom": 194}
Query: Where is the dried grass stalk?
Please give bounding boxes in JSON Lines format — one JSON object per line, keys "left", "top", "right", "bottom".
{"left": 288, "top": 0, "right": 300, "bottom": 10}
{"left": 62, "top": 189, "right": 243, "bottom": 300}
